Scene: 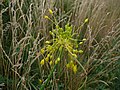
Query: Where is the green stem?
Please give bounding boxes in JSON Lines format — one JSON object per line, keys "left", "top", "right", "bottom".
{"left": 40, "top": 64, "right": 57, "bottom": 90}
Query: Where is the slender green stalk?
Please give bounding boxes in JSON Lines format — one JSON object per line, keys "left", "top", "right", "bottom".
{"left": 40, "top": 64, "right": 57, "bottom": 90}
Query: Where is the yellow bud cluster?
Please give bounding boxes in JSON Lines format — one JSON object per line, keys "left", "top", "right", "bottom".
{"left": 66, "top": 61, "right": 77, "bottom": 74}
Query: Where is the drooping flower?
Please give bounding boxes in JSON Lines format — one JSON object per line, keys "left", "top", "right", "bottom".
{"left": 79, "top": 50, "right": 83, "bottom": 54}
{"left": 40, "top": 48, "right": 45, "bottom": 54}
{"left": 44, "top": 15, "right": 49, "bottom": 19}
{"left": 40, "top": 59, "right": 45, "bottom": 65}
{"left": 39, "top": 79, "right": 43, "bottom": 84}
{"left": 49, "top": 60, "right": 53, "bottom": 66}
{"left": 49, "top": 9, "right": 53, "bottom": 14}
{"left": 79, "top": 42, "right": 83, "bottom": 45}
{"left": 82, "top": 38, "right": 87, "bottom": 41}
{"left": 84, "top": 18, "right": 89, "bottom": 23}
{"left": 73, "top": 65, "right": 77, "bottom": 74}
{"left": 55, "top": 57, "right": 60, "bottom": 64}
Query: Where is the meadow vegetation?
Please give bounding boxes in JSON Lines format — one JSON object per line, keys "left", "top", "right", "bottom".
{"left": 0, "top": 0, "right": 120, "bottom": 90}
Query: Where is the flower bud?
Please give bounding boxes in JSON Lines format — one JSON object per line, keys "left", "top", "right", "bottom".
{"left": 40, "top": 59, "right": 45, "bottom": 65}
{"left": 49, "top": 9, "right": 53, "bottom": 14}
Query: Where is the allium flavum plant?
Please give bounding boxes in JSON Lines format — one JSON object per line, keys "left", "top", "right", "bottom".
{"left": 39, "top": 9, "right": 86, "bottom": 89}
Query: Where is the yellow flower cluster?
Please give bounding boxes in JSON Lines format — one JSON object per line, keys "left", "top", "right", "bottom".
{"left": 40, "top": 53, "right": 61, "bottom": 66}
{"left": 66, "top": 61, "right": 77, "bottom": 74}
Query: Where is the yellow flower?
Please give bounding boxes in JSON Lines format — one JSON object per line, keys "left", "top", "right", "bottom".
{"left": 40, "top": 59, "right": 45, "bottom": 65}
{"left": 55, "top": 57, "right": 60, "bottom": 64}
{"left": 39, "top": 79, "right": 43, "bottom": 84}
{"left": 73, "top": 65, "right": 77, "bottom": 74}
{"left": 45, "top": 57, "right": 49, "bottom": 62}
{"left": 71, "top": 63, "right": 74, "bottom": 69}
{"left": 79, "top": 42, "right": 83, "bottom": 45}
{"left": 50, "top": 55, "right": 53, "bottom": 59}
{"left": 49, "top": 60, "right": 53, "bottom": 66}
{"left": 66, "top": 63, "right": 70, "bottom": 68}
{"left": 49, "top": 9, "right": 53, "bottom": 14}
{"left": 72, "top": 54, "right": 77, "bottom": 58}
{"left": 45, "top": 41, "right": 51, "bottom": 44}
{"left": 40, "top": 48, "right": 45, "bottom": 54}
{"left": 46, "top": 54, "right": 50, "bottom": 61}
{"left": 44, "top": 15, "right": 49, "bottom": 19}
{"left": 82, "top": 38, "right": 87, "bottom": 41}
{"left": 56, "top": 25, "right": 59, "bottom": 29}
{"left": 84, "top": 18, "right": 89, "bottom": 23}
{"left": 79, "top": 50, "right": 83, "bottom": 54}
{"left": 68, "top": 60, "right": 74, "bottom": 68}
{"left": 46, "top": 45, "right": 52, "bottom": 51}
{"left": 73, "top": 49, "right": 78, "bottom": 53}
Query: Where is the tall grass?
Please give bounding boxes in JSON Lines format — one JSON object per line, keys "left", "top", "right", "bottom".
{"left": 0, "top": 0, "right": 120, "bottom": 90}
